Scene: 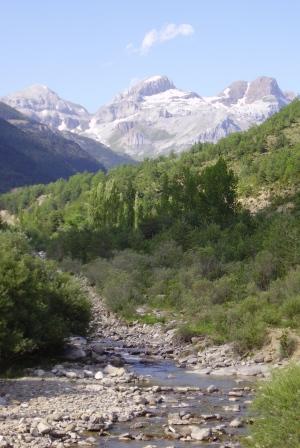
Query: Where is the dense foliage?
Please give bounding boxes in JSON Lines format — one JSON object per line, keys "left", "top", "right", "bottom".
{"left": 246, "top": 365, "right": 300, "bottom": 447}
{"left": 0, "top": 230, "right": 91, "bottom": 360}
{"left": 0, "top": 101, "right": 299, "bottom": 353}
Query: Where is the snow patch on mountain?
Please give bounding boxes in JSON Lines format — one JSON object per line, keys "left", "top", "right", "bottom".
{"left": 2, "top": 85, "right": 91, "bottom": 132}
{"left": 2, "top": 75, "right": 295, "bottom": 160}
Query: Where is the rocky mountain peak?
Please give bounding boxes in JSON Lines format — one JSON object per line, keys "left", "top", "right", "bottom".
{"left": 2, "top": 85, "right": 89, "bottom": 116}
{"left": 245, "top": 76, "right": 286, "bottom": 104}
{"left": 125, "top": 75, "right": 176, "bottom": 98}
{"left": 218, "top": 80, "right": 248, "bottom": 106}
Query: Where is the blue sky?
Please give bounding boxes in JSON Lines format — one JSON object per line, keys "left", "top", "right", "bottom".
{"left": 1, "top": 0, "right": 299, "bottom": 111}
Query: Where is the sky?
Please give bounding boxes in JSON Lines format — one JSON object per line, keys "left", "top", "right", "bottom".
{"left": 1, "top": 0, "right": 300, "bottom": 112}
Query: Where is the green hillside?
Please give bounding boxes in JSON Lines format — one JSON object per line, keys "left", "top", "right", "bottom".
{"left": 0, "top": 103, "right": 105, "bottom": 192}
{"left": 1, "top": 101, "right": 299, "bottom": 354}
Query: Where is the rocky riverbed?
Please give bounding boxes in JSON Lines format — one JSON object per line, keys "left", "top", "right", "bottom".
{"left": 0, "top": 282, "right": 287, "bottom": 447}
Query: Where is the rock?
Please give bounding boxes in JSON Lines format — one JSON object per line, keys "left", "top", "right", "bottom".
{"left": 207, "top": 385, "right": 218, "bottom": 393}
{"left": 104, "top": 364, "right": 126, "bottom": 377}
{"left": 186, "top": 356, "right": 198, "bottom": 365}
{"left": 254, "top": 354, "right": 264, "bottom": 363}
{"left": 119, "top": 433, "right": 134, "bottom": 440}
{"left": 50, "top": 429, "right": 67, "bottom": 438}
{"left": 34, "top": 369, "right": 46, "bottom": 377}
{"left": 168, "top": 413, "right": 185, "bottom": 425}
{"left": 201, "top": 413, "right": 221, "bottom": 420}
{"left": 85, "top": 437, "right": 97, "bottom": 444}
{"left": 229, "top": 418, "right": 243, "bottom": 428}
{"left": 94, "top": 371, "right": 104, "bottom": 380}
{"left": 0, "top": 436, "right": 9, "bottom": 448}
{"left": 90, "top": 342, "right": 105, "bottom": 355}
{"left": 235, "top": 365, "right": 268, "bottom": 376}
{"left": 37, "top": 421, "right": 52, "bottom": 434}
{"left": 228, "top": 391, "right": 243, "bottom": 397}
{"left": 63, "top": 346, "right": 87, "bottom": 360}
{"left": 0, "top": 397, "right": 8, "bottom": 406}
{"left": 65, "top": 371, "right": 78, "bottom": 379}
{"left": 190, "top": 426, "right": 212, "bottom": 441}
{"left": 223, "top": 404, "right": 240, "bottom": 412}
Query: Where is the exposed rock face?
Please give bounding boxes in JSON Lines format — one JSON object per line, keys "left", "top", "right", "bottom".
{"left": 2, "top": 75, "right": 295, "bottom": 161}
{"left": 124, "top": 75, "right": 176, "bottom": 98}
{"left": 2, "top": 85, "right": 90, "bottom": 131}
{"left": 245, "top": 76, "right": 286, "bottom": 104}
{"left": 217, "top": 80, "right": 248, "bottom": 106}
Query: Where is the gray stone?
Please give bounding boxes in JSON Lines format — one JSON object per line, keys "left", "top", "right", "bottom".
{"left": 94, "top": 371, "right": 104, "bottom": 380}
{"left": 229, "top": 418, "right": 243, "bottom": 428}
{"left": 207, "top": 385, "right": 218, "bottom": 393}
{"left": 65, "top": 371, "right": 78, "bottom": 379}
{"left": 63, "top": 346, "right": 87, "bottom": 360}
{"left": 37, "top": 421, "right": 52, "bottom": 434}
{"left": 190, "top": 426, "right": 212, "bottom": 441}
{"left": 104, "top": 364, "right": 126, "bottom": 377}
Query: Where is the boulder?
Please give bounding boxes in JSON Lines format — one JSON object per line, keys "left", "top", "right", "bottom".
{"left": 189, "top": 426, "right": 212, "bottom": 441}
{"left": 90, "top": 342, "right": 105, "bottom": 355}
{"left": 63, "top": 346, "right": 87, "bottom": 361}
{"left": 94, "top": 371, "right": 104, "bottom": 380}
{"left": 229, "top": 418, "right": 243, "bottom": 428}
{"left": 37, "top": 421, "right": 52, "bottom": 435}
{"left": 65, "top": 371, "right": 78, "bottom": 379}
{"left": 104, "top": 364, "right": 126, "bottom": 377}
{"left": 206, "top": 385, "right": 218, "bottom": 393}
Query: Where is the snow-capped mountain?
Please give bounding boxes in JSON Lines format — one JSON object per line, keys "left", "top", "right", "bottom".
{"left": 2, "top": 76, "right": 296, "bottom": 160}
{"left": 2, "top": 85, "right": 90, "bottom": 132}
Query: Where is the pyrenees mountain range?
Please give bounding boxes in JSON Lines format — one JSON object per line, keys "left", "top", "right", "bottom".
{"left": 2, "top": 75, "right": 296, "bottom": 161}
{"left": 0, "top": 75, "right": 297, "bottom": 191}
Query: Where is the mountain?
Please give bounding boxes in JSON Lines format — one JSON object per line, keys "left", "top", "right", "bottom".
{"left": 2, "top": 85, "right": 90, "bottom": 132}
{"left": 87, "top": 75, "right": 294, "bottom": 159}
{"left": 0, "top": 102, "right": 104, "bottom": 192}
{"left": 1, "top": 86, "right": 135, "bottom": 168}
{"left": 2, "top": 76, "right": 296, "bottom": 160}
{"left": 61, "top": 132, "right": 136, "bottom": 170}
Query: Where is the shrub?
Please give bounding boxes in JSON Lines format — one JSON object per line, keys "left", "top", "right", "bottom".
{"left": 279, "top": 331, "right": 297, "bottom": 359}
{"left": 175, "top": 324, "right": 198, "bottom": 343}
{"left": 252, "top": 250, "right": 279, "bottom": 290}
{"left": 102, "top": 271, "right": 141, "bottom": 317}
{"left": 0, "top": 230, "right": 91, "bottom": 360}
{"left": 281, "top": 296, "right": 300, "bottom": 327}
{"left": 247, "top": 365, "right": 300, "bottom": 447}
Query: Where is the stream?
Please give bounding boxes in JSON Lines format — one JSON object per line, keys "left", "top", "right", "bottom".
{"left": 95, "top": 341, "right": 254, "bottom": 448}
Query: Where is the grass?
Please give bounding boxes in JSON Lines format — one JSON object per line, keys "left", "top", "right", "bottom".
{"left": 246, "top": 364, "right": 300, "bottom": 448}
{"left": 137, "top": 314, "right": 166, "bottom": 325}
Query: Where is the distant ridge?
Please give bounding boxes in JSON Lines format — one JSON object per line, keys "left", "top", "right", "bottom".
{"left": 2, "top": 76, "right": 297, "bottom": 160}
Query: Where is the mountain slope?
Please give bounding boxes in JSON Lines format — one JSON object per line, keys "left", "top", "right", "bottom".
{"left": 86, "top": 75, "right": 294, "bottom": 159}
{"left": 1, "top": 89, "right": 136, "bottom": 168}
{"left": 61, "top": 132, "right": 136, "bottom": 169}
{"left": 2, "top": 85, "right": 90, "bottom": 131}
{"left": 0, "top": 103, "right": 104, "bottom": 192}
{"left": 3, "top": 76, "right": 295, "bottom": 160}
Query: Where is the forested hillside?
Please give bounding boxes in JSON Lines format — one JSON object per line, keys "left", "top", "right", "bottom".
{"left": 1, "top": 101, "right": 299, "bottom": 354}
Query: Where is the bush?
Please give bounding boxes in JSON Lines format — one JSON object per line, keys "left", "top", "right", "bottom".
{"left": 279, "top": 331, "right": 297, "bottom": 359}
{"left": 0, "top": 230, "right": 91, "bottom": 360}
{"left": 102, "top": 271, "right": 142, "bottom": 317}
{"left": 247, "top": 365, "right": 300, "bottom": 447}
{"left": 175, "top": 324, "right": 199, "bottom": 343}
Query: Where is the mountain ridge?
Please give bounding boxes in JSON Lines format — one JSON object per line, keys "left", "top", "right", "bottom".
{"left": 2, "top": 75, "right": 298, "bottom": 160}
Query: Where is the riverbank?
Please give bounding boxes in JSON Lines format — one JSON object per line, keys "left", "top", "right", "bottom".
{"left": 0, "top": 282, "right": 295, "bottom": 447}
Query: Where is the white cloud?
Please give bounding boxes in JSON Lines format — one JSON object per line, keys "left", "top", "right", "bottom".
{"left": 127, "top": 23, "right": 194, "bottom": 55}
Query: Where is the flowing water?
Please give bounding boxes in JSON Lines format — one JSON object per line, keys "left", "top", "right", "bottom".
{"left": 96, "top": 343, "right": 253, "bottom": 448}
